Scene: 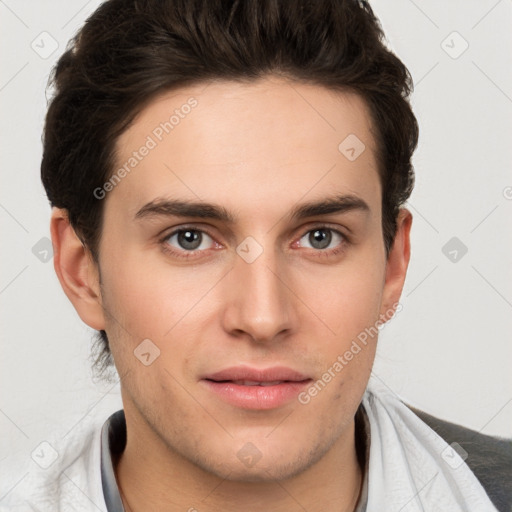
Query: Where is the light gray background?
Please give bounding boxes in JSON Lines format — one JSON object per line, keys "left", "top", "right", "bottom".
{"left": 1, "top": 0, "right": 511, "bottom": 485}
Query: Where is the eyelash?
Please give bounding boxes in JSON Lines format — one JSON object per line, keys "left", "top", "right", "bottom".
{"left": 159, "top": 225, "right": 349, "bottom": 260}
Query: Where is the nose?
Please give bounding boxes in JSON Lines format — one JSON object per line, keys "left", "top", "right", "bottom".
{"left": 220, "top": 242, "right": 297, "bottom": 344}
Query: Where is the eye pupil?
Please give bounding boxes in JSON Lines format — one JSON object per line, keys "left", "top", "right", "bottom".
{"left": 309, "top": 229, "right": 331, "bottom": 249}
{"left": 178, "top": 230, "right": 201, "bottom": 250}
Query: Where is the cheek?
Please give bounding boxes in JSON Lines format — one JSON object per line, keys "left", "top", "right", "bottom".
{"left": 102, "top": 273, "right": 169, "bottom": 339}
{"left": 100, "top": 250, "right": 210, "bottom": 336}
{"left": 296, "top": 255, "right": 385, "bottom": 342}
{"left": 99, "top": 252, "right": 229, "bottom": 380}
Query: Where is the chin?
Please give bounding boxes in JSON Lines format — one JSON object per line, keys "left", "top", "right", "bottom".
{"left": 192, "top": 440, "right": 328, "bottom": 483}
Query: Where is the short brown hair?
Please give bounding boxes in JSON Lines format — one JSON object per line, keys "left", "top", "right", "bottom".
{"left": 41, "top": 0, "right": 419, "bottom": 379}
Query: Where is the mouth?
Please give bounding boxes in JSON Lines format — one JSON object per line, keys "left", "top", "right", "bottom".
{"left": 201, "top": 366, "right": 313, "bottom": 410}
{"left": 215, "top": 380, "right": 291, "bottom": 386}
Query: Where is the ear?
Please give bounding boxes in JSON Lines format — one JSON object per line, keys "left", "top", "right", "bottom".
{"left": 50, "top": 207, "right": 106, "bottom": 331}
{"left": 379, "top": 208, "right": 412, "bottom": 319}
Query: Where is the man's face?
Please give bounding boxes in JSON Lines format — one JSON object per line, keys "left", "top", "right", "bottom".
{"left": 96, "top": 77, "right": 399, "bottom": 481}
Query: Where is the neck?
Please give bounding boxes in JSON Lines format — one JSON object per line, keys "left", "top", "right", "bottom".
{"left": 114, "top": 409, "right": 364, "bottom": 512}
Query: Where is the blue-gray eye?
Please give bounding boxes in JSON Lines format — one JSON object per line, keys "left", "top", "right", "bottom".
{"left": 300, "top": 229, "right": 343, "bottom": 250}
{"left": 166, "top": 230, "right": 214, "bottom": 251}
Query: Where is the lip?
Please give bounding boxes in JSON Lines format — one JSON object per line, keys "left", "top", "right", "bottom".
{"left": 203, "top": 365, "right": 311, "bottom": 383}
{"left": 201, "top": 365, "right": 313, "bottom": 410}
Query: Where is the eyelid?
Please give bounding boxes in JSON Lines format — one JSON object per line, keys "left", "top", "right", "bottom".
{"left": 160, "top": 222, "right": 348, "bottom": 242}
{"left": 296, "top": 222, "right": 349, "bottom": 242}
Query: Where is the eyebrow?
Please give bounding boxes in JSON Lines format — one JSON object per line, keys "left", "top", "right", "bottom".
{"left": 134, "top": 194, "right": 370, "bottom": 223}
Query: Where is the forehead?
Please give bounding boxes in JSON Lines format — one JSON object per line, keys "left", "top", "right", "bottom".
{"left": 111, "top": 76, "right": 380, "bottom": 217}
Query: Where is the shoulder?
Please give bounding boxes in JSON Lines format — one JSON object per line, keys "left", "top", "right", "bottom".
{"left": 0, "top": 415, "right": 107, "bottom": 511}
{"left": 407, "top": 404, "right": 512, "bottom": 512}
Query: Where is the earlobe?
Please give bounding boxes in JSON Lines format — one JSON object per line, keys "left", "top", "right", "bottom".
{"left": 50, "top": 207, "right": 106, "bottom": 331}
{"left": 380, "top": 208, "right": 412, "bottom": 318}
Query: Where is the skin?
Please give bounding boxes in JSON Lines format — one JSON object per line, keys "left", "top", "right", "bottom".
{"left": 51, "top": 76, "right": 412, "bottom": 512}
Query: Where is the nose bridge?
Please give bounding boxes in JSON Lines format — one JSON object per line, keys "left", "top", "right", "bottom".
{"left": 222, "top": 239, "right": 295, "bottom": 342}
